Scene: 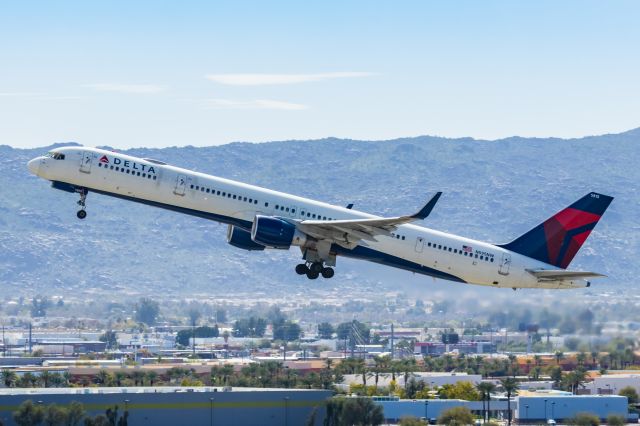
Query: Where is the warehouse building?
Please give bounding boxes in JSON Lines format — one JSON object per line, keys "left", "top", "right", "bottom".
{"left": 0, "top": 386, "right": 331, "bottom": 426}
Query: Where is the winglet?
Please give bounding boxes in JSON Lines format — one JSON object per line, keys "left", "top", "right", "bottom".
{"left": 411, "top": 192, "right": 442, "bottom": 220}
{"left": 346, "top": 203, "right": 354, "bottom": 210}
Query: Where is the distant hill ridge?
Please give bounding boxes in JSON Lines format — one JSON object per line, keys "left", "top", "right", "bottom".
{"left": 1, "top": 129, "right": 637, "bottom": 297}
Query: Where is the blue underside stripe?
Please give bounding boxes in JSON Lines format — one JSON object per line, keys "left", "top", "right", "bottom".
{"left": 55, "top": 181, "right": 467, "bottom": 284}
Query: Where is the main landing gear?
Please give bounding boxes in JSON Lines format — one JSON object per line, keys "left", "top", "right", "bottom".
{"left": 76, "top": 188, "right": 88, "bottom": 219}
{"left": 295, "top": 262, "right": 335, "bottom": 280}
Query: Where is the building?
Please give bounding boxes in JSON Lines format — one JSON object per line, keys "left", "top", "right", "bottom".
{"left": 414, "top": 341, "right": 496, "bottom": 356}
{"left": 589, "top": 373, "right": 640, "bottom": 395}
{"left": 515, "top": 391, "right": 629, "bottom": 422}
{"left": 374, "top": 397, "right": 509, "bottom": 423}
{"left": 0, "top": 386, "right": 331, "bottom": 426}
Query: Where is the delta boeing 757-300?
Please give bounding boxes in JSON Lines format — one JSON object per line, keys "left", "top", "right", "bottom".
{"left": 27, "top": 146, "right": 613, "bottom": 290}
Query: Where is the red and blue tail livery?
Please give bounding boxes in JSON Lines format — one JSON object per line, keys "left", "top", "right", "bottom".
{"left": 499, "top": 192, "right": 613, "bottom": 269}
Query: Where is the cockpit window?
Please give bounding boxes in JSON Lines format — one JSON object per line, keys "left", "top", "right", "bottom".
{"left": 46, "top": 152, "right": 65, "bottom": 160}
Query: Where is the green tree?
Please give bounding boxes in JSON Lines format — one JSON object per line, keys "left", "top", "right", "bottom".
{"left": 44, "top": 403, "right": 68, "bottom": 426}
{"left": 439, "top": 381, "right": 480, "bottom": 400}
{"left": 273, "top": 320, "right": 301, "bottom": 341}
{"left": 1, "top": 369, "right": 17, "bottom": 387}
{"left": 501, "top": 377, "right": 519, "bottom": 426}
{"left": 318, "top": 322, "right": 335, "bottom": 339}
{"left": 606, "top": 414, "right": 625, "bottom": 426}
{"left": 568, "top": 412, "right": 600, "bottom": 426}
{"left": 99, "top": 331, "right": 118, "bottom": 349}
{"left": 31, "top": 296, "right": 50, "bottom": 317}
{"left": 13, "top": 400, "right": 45, "bottom": 426}
{"left": 437, "top": 406, "right": 474, "bottom": 426}
{"left": 67, "top": 401, "right": 86, "bottom": 426}
{"left": 176, "top": 325, "right": 219, "bottom": 346}
{"left": 324, "top": 397, "right": 384, "bottom": 426}
{"left": 135, "top": 298, "right": 159, "bottom": 325}
{"left": 619, "top": 386, "right": 639, "bottom": 404}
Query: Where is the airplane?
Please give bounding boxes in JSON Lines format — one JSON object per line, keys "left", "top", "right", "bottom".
{"left": 27, "top": 146, "right": 613, "bottom": 290}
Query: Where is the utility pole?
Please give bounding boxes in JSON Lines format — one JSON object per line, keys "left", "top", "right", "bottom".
{"left": 28, "top": 322, "right": 33, "bottom": 354}
{"left": 390, "top": 323, "right": 395, "bottom": 360}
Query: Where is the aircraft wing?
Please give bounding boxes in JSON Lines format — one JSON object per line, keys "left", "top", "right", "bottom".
{"left": 526, "top": 269, "right": 606, "bottom": 281}
{"left": 296, "top": 192, "right": 441, "bottom": 247}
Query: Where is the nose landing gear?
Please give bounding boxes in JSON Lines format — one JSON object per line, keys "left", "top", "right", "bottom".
{"left": 75, "top": 187, "right": 88, "bottom": 219}
{"left": 295, "top": 262, "right": 335, "bottom": 280}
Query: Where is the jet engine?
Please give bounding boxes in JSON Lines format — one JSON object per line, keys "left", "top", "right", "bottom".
{"left": 251, "top": 215, "right": 307, "bottom": 249}
{"left": 226, "top": 225, "right": 265, "bottom": 251}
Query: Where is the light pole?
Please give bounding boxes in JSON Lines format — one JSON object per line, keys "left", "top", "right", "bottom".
{"left": 209, "top": 397, "right": 214, "bottom": 426}
{"left": 544, "top": 399, "right": 547, "bottom": 420}
{"left": 424, "top": 400, "right": 429, "bottom": 423}
{"left": 283, "top": 397, "right": 290, "bottom": 426}
{"left": 124, "top": 399, "right": 129, "bottom": 416}
{"left": 525, "top": 404, "right": 529, "bottom": 422}
{"left": 551, "top": 401, "right": 555, "bottom": 420}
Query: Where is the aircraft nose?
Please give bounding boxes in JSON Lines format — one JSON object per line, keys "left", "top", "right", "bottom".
{"left": 27, "top": 158, "right": 40, "bottom": 175}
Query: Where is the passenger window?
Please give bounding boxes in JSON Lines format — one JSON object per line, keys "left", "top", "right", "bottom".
{"left": 292, "top": 209, "right": 295, "bottom": 214}
{"left": 227, "top": 193, "right": 231, "bottom": 198}
{"left": 110, "top": 166, "right": 114, "bottom": 170}
{"left": 312, "top": 214, "right": 316, "bottom": 218}
{"left": 254, "top": 200, "right": 257, "bottom": 204}
{"left": 126, "top": 169, "right": 130, "bottom": 174}
{"left": 153, "top": 176, "right": 156, "bottom": 180}
{"left": 206, "top": 188, "right": 210, "bottom": 193}
{"left": 438, "top": 245, "right": 442, "bottom": 249}
{"left": 244, "top": 197, "right": 247, "bottom": 202}
{"left": 322, "top": 216, "right": 326, "bottom": 220}
{"left": 285, "top": 207, "right": 289, "bottom": 212}
{"left": 402, "top": 236, "right": 405, "bottom": 240}
{"left": 448, "top": 248, "right": 452, "bottom": 252}
{"left": 233, "top": 195, "right": 236, "bottom": 199}
{"left": 490, "top": 258, "right": 494, "bottom": 262}
{"left": 307, "top": 213, "right": 310, "bottom": 217}
{"left": 265, "top": 202, "right": 269, "bottom": 207}
{"left": 464, "top": 252, "right": 468, "bottom": 256}
{"left": 196, "top": 186, "right": 199, "bottom": 190}
{"left": 427, "top": 242, "right": 431, "bottom": 247}
{"left": 475, "top": 254, "right": 478, "bottom": 258}
{"left": 143, "top": 173, "right": 146, "bottom": 178}
{"left": 249, "top": 198, "right": 252, "bottom": 203}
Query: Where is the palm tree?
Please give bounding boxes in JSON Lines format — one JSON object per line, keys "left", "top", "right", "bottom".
{"left": 501, "top": 377, "right": 519, "bottom": 426}
{"left": 476, "top": 382, "right": 493, "bottom": 422}
{"left": 146, "top": 371, "right": 158, "bottom": 386}
{"left": 554, "top": 351, "right": 564, "bottom": 366}
{"left": 534, "top": 354, "right": 542, "bottom": 367}
{"left": 576, "top": 352, "right": 587, "bottom": 367}
{"left": 96, "top": 369, "right": 110, "bottom": 386}
{"left": 1, "top": 369, "right": 17, "bottom": 388}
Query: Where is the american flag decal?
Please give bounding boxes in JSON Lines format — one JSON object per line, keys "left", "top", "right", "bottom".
{"left": 462, "top": 245, "right": 473, "bottom": 253}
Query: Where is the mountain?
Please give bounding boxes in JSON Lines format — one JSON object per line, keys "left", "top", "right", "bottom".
{"left": 0, "top": 129, "right": 637, "bottom": 300}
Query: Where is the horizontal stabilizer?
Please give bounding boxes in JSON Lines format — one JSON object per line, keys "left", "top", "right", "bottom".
{"left": 526, "top": 269, "right": 606, "bottom": 281}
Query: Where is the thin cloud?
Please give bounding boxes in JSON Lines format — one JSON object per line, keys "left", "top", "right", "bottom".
{"left": 204, "top": 99, "right": 308, "bottom": 110}
{"left": 205, "top": 72, "right": 375, "bottom": 86}
{"left": 83, "top": 83, "right": 165, "bottom": 94}
{"left": 0, "top": 92, "right": 82, "bottom": 101}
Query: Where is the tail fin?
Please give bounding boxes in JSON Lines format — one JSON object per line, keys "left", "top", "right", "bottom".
{"left": 499, "top": 192, "right": 613, "bottom": 268}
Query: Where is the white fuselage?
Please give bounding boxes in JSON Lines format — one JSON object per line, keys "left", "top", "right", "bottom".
{"left": 27, "top": 147, "right": 589, "bottom": 289}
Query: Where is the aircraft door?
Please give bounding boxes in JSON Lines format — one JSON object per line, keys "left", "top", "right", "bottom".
{"left": 79, "top": 151, "right": 93, "bottom": 174}
{"left": 415, "top": 237, "right": 425, "bottom": 253}
{"left": 499, "top": 253, "right": 511, "bottom": 275}
{"left": 173, "top": 174, "right": 187, "bottom": 196}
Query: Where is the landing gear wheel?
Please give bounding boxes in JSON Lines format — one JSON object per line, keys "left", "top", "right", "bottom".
{"left": 75, "top": 188, "right": 88, "bottom": 219}
{"left": 295, "top": 264, "right": 309, "bottom": 275}
{"left": 321, "top": 267, "right": 334, "bottom": 279}
{"left": 310, "top": 262, "right": 323, "bottom": 274}
{"left": 306, "top": 270, "right": 319, "bottom": 280}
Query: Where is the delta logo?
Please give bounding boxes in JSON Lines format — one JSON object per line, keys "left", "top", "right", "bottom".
{"left": 99, "top": 155, "right": 156, "bottom": 174}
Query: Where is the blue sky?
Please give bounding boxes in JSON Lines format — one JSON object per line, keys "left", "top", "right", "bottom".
{"left": 2, "top": 1, "right": 639, "bottom": 148}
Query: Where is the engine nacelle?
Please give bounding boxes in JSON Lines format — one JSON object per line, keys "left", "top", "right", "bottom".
{"left": 251, "top": 215, "right": 306, "bottom": 249}
{"left": 226, "top": 225, "right": 265, "bottom": 251}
